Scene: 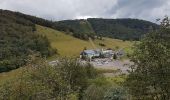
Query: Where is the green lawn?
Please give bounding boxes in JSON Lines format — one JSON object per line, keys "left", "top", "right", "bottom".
{"left": 35, "top": 25, "right": 133, "bottom": 58}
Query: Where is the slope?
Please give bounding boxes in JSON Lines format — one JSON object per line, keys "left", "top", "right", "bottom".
{"left": 88, "top": 18, "right": 159, "bottom": 40}
{"left": 1, "top": 10, "right": 158, "bottom": 41}
{"left": 55, "top": 19, "right": 96, "bottom": 40}
{"left": 55, "top": 18, "right": 159, "bottom": 40}
{"left": 0, "top": 10, "right": 55, "bottom": 72}
{"left": 35, "top": 25, "right": 133, "bottom": 58}
{"left": 0, "top": 25, "right": 133, "bottom": 84}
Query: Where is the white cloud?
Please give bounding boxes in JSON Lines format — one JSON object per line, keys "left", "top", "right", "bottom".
{"left": 0, "top": 0, "right": 169, "bottom": 22}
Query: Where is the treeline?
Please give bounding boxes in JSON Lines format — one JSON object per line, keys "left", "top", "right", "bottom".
{"left": 2, "top": 10, "right": 96, "bottom": 40}
{"left": 55, "top": 20, "right": 96, "bottom": 40}
{"left": 54, "top": 18, "right": 159, "bottom": 40}
{"left": 1, "top": 10, "right": 159, "bottom": 41}
{"left": 0, "top": 10, "right": 56, "bottom": 72}
{"left": 88, "top": 18, "right": 159, "bottom": 40}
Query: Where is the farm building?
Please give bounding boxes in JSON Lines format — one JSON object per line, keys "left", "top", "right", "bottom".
{"left": 101, "top": 49, "right": 114, "bottom": 58}
{"left": 80, "top": 50, "right": 100, "bottom": 60}
{"left": 80, "top": 49, "right": 114, "bottom": 61}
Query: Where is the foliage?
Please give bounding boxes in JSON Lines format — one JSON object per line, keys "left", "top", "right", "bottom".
{"left": 0, "top": 10, "right": 56, "bottom": 72}
{"left": 83, "top": 84, "right": 106, "bottom": 100}
{"left": 83, "top": 76, "right": 127, "bottom": 100}
{"left": 0, "top": 9, "right": 159, "bottom": 41}
{"left": 55, "top": 18, "right": 159, "bottom": 40}
{"left": 55, "top": 19, "right": 96, "bottom": 40}
{"left": 99, "top": 43, "right": 106, "bottom": 47}
{"left": 113, "top": 53, "right": 117, "bottom": 60}
{"left": 104, "top": 86, "right": 127, "bottom": 100}
{"left": 0, "top": 54, "right": 97, "bottom": 99}
{"left": 125, "top": 17, "right": 170, "bottom": 99}
{"left": 88, "top": 18, "right": 159, "bottom": 40}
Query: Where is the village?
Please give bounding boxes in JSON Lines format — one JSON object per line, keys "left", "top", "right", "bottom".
{"left": 78, "top": 48, "right": 131, "bottom": 74}
{"left": 80, "top": 48, "right": 125, "bottom": 61}
{"left": 48, "top": 36, "right": 131, "bottom": 74}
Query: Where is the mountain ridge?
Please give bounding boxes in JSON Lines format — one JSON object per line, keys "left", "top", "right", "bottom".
{"left": 0, "top": 9, "right": 159, "bottom": 41}
{"left": 56, "top": 18, "right": 159, "bottom": 40}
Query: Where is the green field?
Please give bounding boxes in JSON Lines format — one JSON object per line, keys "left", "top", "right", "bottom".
{"left": 35, "top": 25, "right": 133, "bottom": 58}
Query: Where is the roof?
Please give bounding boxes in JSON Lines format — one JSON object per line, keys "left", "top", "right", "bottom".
{"left": 84, "top": 50, "right": 96, "bottom": 54}
{"left": 102, "top": 50, "right": 113, "bottom": 53}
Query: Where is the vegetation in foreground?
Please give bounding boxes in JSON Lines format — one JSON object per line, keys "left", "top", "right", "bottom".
{"left": 0, "top": 54, "right": 127, "bottom": 100}
{"left": 125, "top": 17, "right": 170, "bottom": 100}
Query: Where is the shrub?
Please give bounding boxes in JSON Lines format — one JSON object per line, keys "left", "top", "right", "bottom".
{"left": 99, "top": 43, "right": 106, "bottom": 47}
{"left": 0, "top": 55, "right": 97, "bottom": 100}
{"left": 104, "top": 86, "right": 127, "bottom": 100}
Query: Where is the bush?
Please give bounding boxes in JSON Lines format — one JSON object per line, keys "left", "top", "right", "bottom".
{"left": 104, "top": 86, "right": 127, "bottom": 100}
{"left": 99, "top": 43, "right": 106, "bottom": 47}
{"left": 83, "top": 85, "right": 106, "bottom": 100}
{"left": 0, "top": 55, "right": 97, "bottom": 100}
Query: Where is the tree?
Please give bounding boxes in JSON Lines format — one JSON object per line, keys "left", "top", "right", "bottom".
{"left": 104, "top": 86, "right": 127, "bottom": 100}
{"left": 113, "top": 53, "right": 117, "bottom": 60}
{"left": 125, "top": 17, "right": 170, "bottom": 100}
{"left": 0, "top": 54, "right": 97, "bottom": 100}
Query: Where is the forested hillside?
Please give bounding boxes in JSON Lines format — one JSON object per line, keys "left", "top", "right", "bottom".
{"left": 56, "top": 18, "right": 159, "bottom": 40}
{"left": 55, "top": 20, "right": 96, "bottom": 40}
{"left": 87, "top": 18, "right": 159, "bottom": 40}
{"left": 0, "top": 10, "right": 56, "bottom": 72}
{"left": 0, "top": 10, "right": 159, "bottom": 41}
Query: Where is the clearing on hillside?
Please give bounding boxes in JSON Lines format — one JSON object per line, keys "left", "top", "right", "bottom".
{"left": 35, "top": 25, "right": 133, "bottom": 58}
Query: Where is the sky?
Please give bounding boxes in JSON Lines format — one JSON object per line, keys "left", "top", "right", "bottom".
{"left": 0, "top": 0, "right": 170, "bottom": 22}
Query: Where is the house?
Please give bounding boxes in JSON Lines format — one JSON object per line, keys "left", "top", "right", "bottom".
{"left": 80, "top": 50, "right": 100, "bottom": 61}
{"left": 80, "top": 48, "right": 115, "bottom": 60}
{"left": 101, "top": 49, "right": 114, "bottom": 58}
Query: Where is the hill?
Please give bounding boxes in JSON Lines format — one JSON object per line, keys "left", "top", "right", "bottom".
{"left": 87, "top": 18, "right": 159, "bottom": 40}
{"left": 0, "top": 25, "right": 133, "bottom": 84}
{"left": 0, "top": 10, "right": 55, "bottom": 72}
{"left": 55, "top": 18, "right": 159, "bottom": 40}
{"left": 0, "top": 9, "right": 134, "bottom": 73}
{"left": 35, "top": 25, "right": 133, "bottom": 57}
{"left": 0, "top": 9, "right": 159, "bottom": 41}
{"left": 55, "top": 19, "right": 96, "bottom": 40}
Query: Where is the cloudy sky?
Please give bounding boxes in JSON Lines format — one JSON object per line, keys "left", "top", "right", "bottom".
{"left": 0, "top": 0, "right": 170, "bottom": 22}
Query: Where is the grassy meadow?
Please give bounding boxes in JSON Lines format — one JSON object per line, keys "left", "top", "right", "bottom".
{"left": 35, "top": 25, "right": 133, "bottom": 58}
